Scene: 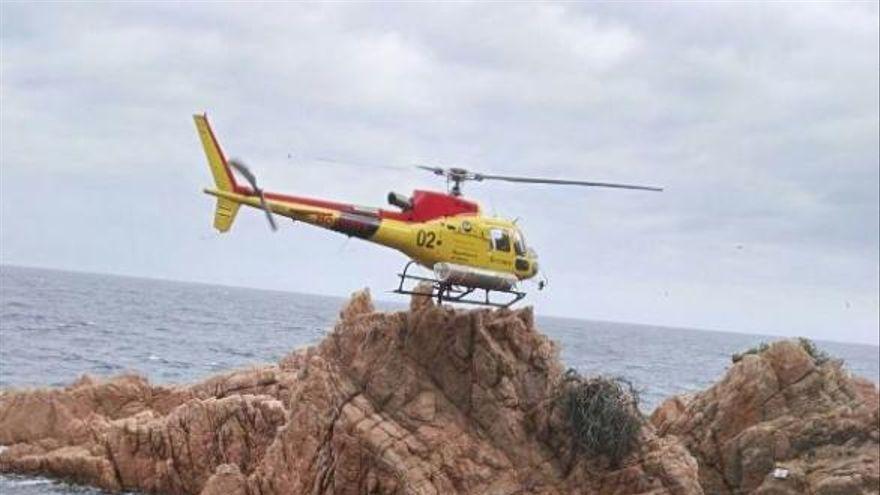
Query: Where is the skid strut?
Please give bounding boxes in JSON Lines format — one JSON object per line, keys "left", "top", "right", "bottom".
{"left": 392, "top": 261, "right": 526, "bottom": 309}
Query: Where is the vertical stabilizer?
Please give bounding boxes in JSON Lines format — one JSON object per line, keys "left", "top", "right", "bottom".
{"left": 194, "top": 114, "right": 241, "bottom": 232}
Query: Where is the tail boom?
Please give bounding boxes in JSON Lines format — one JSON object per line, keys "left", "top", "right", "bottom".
{"left": 195, "top": 113, "right": 416, "bottom": 259}
{"left": 204, "top": 188, "right": 413, "bottom": 250}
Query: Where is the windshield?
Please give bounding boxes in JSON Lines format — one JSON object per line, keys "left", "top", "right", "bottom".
{"left": 513, "top": 230, "right": 527, "bottom": 256}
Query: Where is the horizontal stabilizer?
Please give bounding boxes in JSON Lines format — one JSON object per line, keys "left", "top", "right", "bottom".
{"left": 213, "top": 197, "right": 240, "bottom": 233}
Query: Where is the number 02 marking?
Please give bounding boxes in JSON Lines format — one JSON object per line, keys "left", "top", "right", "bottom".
{"left": 416, "top": 230, "right": 437, "bottom": 249}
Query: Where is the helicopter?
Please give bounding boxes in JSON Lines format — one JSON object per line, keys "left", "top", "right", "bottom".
{"left": 194, "top": 114, "right": 662, "bottom": 307}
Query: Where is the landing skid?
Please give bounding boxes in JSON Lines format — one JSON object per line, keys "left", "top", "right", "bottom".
{"left": 392, "top": 261, "right": 526, "bottom": 309}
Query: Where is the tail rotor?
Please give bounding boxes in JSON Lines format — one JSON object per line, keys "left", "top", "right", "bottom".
{"left": 228, "top": 159, "right": 278, "bottom": 232}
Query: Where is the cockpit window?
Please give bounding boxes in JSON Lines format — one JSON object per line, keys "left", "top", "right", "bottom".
{"left": 489, "top": 228, "right": 511, "bottom": 252}
{"left": 513, "top": 230, "right": 526, "bottom": 256}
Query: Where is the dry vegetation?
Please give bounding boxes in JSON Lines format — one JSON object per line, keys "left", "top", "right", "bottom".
{"left": 559, "top": 370, "right": 643, "bottom": 467}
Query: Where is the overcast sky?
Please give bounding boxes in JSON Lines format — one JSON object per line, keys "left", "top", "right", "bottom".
{"left": 1, "top": 2, "right": 878, "bottom": 345}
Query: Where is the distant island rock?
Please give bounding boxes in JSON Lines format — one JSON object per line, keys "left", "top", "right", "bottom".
{"left": 0, "top": 290, "right": 877, "bottom": 494}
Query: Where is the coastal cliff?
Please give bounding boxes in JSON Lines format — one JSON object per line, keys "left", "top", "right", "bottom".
{"left": 0, "top": 290, "right": 876, "bottom": 494}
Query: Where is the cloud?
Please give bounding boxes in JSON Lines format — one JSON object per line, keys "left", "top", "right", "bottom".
{"left": 1, "top": 2, "right": 878, "bottom": 343}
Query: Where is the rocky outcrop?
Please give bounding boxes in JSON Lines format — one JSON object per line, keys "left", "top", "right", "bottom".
{"left": 651, "top": 340, "right": 880, "bottom": 494}
{"left": 1, "top": 291, "right": 876, "bottom": 495}
{"left": 0, "top": 290, "right": 700, "bottom": 494}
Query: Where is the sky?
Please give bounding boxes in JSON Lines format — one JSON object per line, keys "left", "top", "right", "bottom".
{"left": 1, "top": 2, "right": 878, "bottom": 345}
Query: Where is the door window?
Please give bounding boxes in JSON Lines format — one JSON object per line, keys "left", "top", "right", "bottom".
{"left": 489, "top": 229, "right": 511, "bottom": 252}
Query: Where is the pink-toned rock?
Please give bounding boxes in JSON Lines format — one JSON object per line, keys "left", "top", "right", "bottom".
{"left": 0, "top": 290, "right": 704, "bottom": 494}
{"left": 339, "top": 288, "right": 375, "bottom": 320}
{"left": 4, "top": 294, "right": 877, "bottom": 495}
{"left": 651, "top": 395, "right": 690, "bottom": 433}
{"left": 409, "top": 281, "right": 436, "bottom": 312}
{"left": 761, "top": 341, "right": 815, "bottom": 386}
{"left": 201, "top": 464, "right": 247, "bottom": 495}
{"left": 651, "top": 339, "right": 880, "bottom": 495}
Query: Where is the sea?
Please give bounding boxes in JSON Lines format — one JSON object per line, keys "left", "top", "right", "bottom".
{"left": 1, "top": 264, "right": 877, "bottom": 495}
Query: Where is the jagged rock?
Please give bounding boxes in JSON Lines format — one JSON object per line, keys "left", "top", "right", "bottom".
{"left": 651, "top": 340, "right": 880, "bottom": 495}
{"left": 409, "top": 281, "right": 435, "bottom": 312}
{"left": 340, "top": 288, "right": 375, "bottom": 321}
{"left": 0, "top": 289, "right": 704, "bottom": 494}
{"left": 202, "top": 464, "right": 247, "bottom": 495}
{"left": 4, "top": 292, "right": 876, "bottom": 495}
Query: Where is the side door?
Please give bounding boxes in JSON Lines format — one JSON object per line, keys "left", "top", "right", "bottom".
{"left": 485, "top": 227, "right": 515, "bottom": 272}
{"left": 442, "top": 218, "right": 483, "bottom": 265}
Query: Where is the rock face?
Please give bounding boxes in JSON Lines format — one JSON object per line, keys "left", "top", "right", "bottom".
{"left": 1, "top": 291, "right": 876, "bottom": 495}
{"left": 0, "top": 290, "right": 700, "bottom": 494}
{"left": 651, "top": 340, "right": 880, "bottom": 495}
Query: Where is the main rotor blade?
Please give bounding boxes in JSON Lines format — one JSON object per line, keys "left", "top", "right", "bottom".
{"left": 313, "top": 156, "right": 408, "bottom": 172}
{"left": 416, "top": 165, "right": 446, "bottom": 176}
{"left": 475, "top": 173, "right": 663, "bottom": 192}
